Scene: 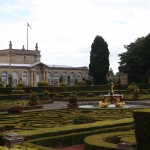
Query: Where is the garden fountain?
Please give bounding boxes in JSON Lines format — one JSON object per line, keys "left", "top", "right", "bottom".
{"left": 99, "top": 82, "right": 125, "bottom": 108}
{"left": 78, "top": 82, "right": 150, "bottom": 109}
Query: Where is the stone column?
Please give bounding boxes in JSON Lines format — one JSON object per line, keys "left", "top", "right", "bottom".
{"left": 42, "top": 71, "right": 45, "bottom": 81}
{"left": 45, "top": 71, "right": 47, "bottom": 82}
{"left": 33, "top": 71, "right": 35, "bottom": 86}
{"left": 30, "top": 71, "right": 33, "bottom": 86}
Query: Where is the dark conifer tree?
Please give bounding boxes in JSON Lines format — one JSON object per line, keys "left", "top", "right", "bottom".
{"left": 89, "top": 35, "right": 110, "bottom": 85}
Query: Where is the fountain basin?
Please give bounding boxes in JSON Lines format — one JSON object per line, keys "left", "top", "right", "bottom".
{"left": 78, "top": 101, "right": 150, "bottom": 109}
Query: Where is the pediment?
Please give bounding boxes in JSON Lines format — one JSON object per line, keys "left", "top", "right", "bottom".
{"left": 31, "top": 62, "right": 49, "bottom": 69}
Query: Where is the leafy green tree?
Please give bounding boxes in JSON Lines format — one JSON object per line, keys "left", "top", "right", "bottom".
{"left": 118, "top": 34, "right": 150, "bottom": 83}
{"left": 89, "top": 35, "right": 110, "bottom": 85}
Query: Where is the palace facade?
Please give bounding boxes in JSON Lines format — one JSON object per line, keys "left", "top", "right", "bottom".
{"left": 0, "top": 41, "right": 88, "bottom": 87}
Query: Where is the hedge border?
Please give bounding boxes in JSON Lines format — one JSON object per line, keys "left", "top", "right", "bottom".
{"left": 84, "top": 130, "right": 135, "bottom": 150}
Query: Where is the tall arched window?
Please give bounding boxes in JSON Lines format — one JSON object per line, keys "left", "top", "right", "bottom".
{"left": 22, "top": 72, "right": 28, "bottom": 86}
{"left": 35, "top": 72, "right": 40, "bottom": 86}
{"left": 47, "top": 72, "right": 51, "bottom": 85}
{"left": 77, "top": 72, "right": 82, "bottom": 81}
{"left": 62, "top": 72, "right": 67, "bottom": 84}
{"left": 54, "top": 72, "right": 59, "bottom": 85}
{"left": 12, "top": 72, "right": 18, "bottom": 87}
{"left": 70, "top": 72, "right": 75, "bottom": 85}
{"left": 1, "top": 72, "right": 8, "bottom": 86}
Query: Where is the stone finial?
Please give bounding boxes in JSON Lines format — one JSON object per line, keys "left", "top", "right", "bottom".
{"left": 22, "top": 45, "right": 25, "bottom": 50}
{"left": 9, "top": 41, "right": 12, "bottom": 49}
{"left": 35, "top": 43, "right": 38, "bottom": 51}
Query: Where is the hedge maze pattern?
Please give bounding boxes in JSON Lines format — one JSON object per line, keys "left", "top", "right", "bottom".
{"left": 0, "top": 109, "right": 133, "bottom": 132}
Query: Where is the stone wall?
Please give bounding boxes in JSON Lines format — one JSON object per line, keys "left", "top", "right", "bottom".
{"left": 0, "top": 49, "right": 41, "bottom": 64}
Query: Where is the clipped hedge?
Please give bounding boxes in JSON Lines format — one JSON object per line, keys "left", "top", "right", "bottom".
{"left": 0, "top": 84, "right": 150, "bottom": 94}
{"left": 133, "top": 109, "right": 150, "bottom": 150}
{"left": 26, "top": 121, "right": 133, "bottom": 149}
{"left": 0, "top": 94, "right": 28, "bottom": 100}
{"left": 0, "top": 84, "right": 129, "bottom": 94}
{"left": 84, "top": 130, "right": 135, "bottom": 150}
{"left": 17, "top": 118, "right": 133, "bottom": 149}
{"left": 22, "top": 142, "right": 53, "bottom": 150}
{"left": 20, "top": 118, "right": 133, "bottom": 140}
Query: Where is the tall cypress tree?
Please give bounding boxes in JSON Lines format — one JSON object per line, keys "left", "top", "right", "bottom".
{"left": 89, "top": 35, "right": 110, "bottom": 85}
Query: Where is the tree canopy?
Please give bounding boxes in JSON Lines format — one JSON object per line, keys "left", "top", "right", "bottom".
{"left": 118, "top": 33, "right": 150, "bottom": 83}
{"left": 89, "top": 35, "right": 109, "bottom": 85}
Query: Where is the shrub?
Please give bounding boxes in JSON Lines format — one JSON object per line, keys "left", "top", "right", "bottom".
{"left": 27, "top": 91, "right": 38, "bottom": 106}
{"left": 133, "top": 88, "right": 140, "bottom": 98}
{"left": 76, "top": 80, "right": 86, "bottom": 86}
{"left": 73, "top": 115, "right": 96, "bottom": 124}
{"left": 128, "top": 83, "right": 139, "bottom": 93}
{"left": 43, "top": 90, "right": 50, "bottom": 100}
{"left": 28, "top": 91, "right": 38, "bottom": 101}
{"left": 67, "top": 94, "right": 78, "bottom": 104}
{"left": 67, "top": 93, "right": 78, "bottom": 108}
{"left": 8, "top": 106, "right": 24, "bottom": 114}
{"left": 37, "top": 81, "right": 49, "bottom": 87}
{"left": 11, "top": 88, "right": 26, "bottom": 94}
{"left": 17, "top": 82, "right": 26, "bottom": 88}
{"left": 59, "top": 82, "right": 67, "bottom": 86}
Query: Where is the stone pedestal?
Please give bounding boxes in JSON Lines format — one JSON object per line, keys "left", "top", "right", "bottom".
{"left": 2, "top": 133, "right": 24, "bottom": 148}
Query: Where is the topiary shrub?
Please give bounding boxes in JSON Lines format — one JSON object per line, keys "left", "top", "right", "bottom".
{"left": 42, "top": 90, "right": 50, "bottom": 100}
{"left": 17, "top": 82, "right": 26, "bottom": 88}
{"left": 73, "top": 115, "right": 96, "bottom": 124}
{"left": 37, "top": 81, "right": 49, "bottom": 87}
{"left": 67, "top": 93, "right": 78, "bottom": 109}
{"left": 67, "top": 94, "right": 78, "bottom": 104}
{"left": 27, "top": 91, "right": 38, "bottom": 106}
{"left": 59, "top": 82, "right": 67, "bottom": 86}
{"left": 11, "top": 88, "right": 26, "bottom": 94}
{"left": 127, "top": 83, "right": 139, "bottom": 93}
{"left": 133, "top": 88, "right": 140, "bottom": 99}
{"left": 76, "top": 80, "right": 86, "bottom": 86}
{"left": 28, "top": 91, "right": 38, "bottom": 101}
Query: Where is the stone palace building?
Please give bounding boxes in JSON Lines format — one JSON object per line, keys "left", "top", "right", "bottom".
{"left": 0, "top": 41, "right": 88, "bottom": 87}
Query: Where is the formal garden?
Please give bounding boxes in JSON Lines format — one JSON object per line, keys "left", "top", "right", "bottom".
{"left": 0, "top": 83, "right": 150, "bottom": 149}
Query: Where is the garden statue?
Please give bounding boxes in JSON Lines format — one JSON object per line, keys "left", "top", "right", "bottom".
{"left": 99, "top": 82, "right": 125, "bottom": 108}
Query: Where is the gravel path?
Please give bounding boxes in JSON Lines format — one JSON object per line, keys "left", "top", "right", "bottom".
{"left": 23, "top": 101, "right": 68, "bottom": 112}
{"left": 43, "top": 101, "right": 68, "bottom": 110}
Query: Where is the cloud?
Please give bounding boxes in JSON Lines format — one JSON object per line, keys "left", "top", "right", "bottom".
{"left": 0, "top": 0, "right": 150, "bottom": 74}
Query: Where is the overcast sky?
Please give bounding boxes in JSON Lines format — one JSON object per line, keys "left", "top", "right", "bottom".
{"left": 0, "top": 0, "right": 150, "bottom": 73}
